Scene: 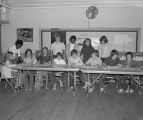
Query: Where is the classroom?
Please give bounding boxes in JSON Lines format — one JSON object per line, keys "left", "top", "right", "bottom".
{"left": 0, "top": 0, "right": 143, "bottom": 120}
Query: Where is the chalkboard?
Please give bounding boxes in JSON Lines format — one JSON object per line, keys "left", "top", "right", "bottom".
{"left": 40, "top": 28, "right": 141, "bottom": 52}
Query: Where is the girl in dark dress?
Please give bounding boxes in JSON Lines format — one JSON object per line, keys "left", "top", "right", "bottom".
{"left": 80, "top": 38, "right": 94, "bottom": 63}
{"left": 37, "top": 47, "right": 51, "bottom": 64}
{"left": 35, "top": 47, "right": 52, "bottom": 90}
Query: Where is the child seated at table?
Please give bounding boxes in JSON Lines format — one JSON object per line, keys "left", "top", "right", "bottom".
{"left": 2, "top": 51, "right": 23, "bottom": 90}
{"left": 68, "top": 49, "right": 84, "bottom": 90}
{"left": 52, "top": 52, "right": 68, "bottom": 90}
{"left": 35, "top": 47, "right": 52, "bottom": 90}
{"left": 37, "top": 47, "right": 51, "bottom": 64}
{"left": 82, "top": 50, "right": 102, "bottom": 92}
{"left": 23, "top": 49, "right": 37, "bottom": 91}
{"left": 101, "top": 49, "right": 122, "bottom": 93}
{"left": 121, "top": 52, "right": 140, "bottom": 93}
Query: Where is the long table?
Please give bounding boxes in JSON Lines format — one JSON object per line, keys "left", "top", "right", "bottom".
{"left": 81, "top": 67, "right": 143, "bottom": 95}
{"left": 12, "top": 64, "right": 80, "bottom": 90}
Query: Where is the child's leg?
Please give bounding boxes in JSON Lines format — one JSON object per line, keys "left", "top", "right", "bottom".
{"left": 121, "top": 75, "right": 129, "bottom": 90}
{"left": 91, "top": 73, "right": 100, "bottom": 87}
{"left": 61, "top": 72, "right": 68, "bottom": 89}
{"left": 29, "top": 71, "right": 34, "bottom": 90}
{"left": 100, "top": 74, "right": 108, "bottom": 89}
{"left": 24, "top": 71, "right": 29, "bottom": 89}
{"left": 35, "top": 71, "right": 42, "bottom": 90}
{"left": 82, "top": 73, "right": 88, "bottom": 87}
{"left": 50, "top": 72, "right": 56, "bottom": 88}
{"left": 10, "top": 78, "right": 15, "bottom": 87}
{"left": 129, "top": 76, "right": 136, "bottom": 90}
{"left": 48, "top": 72, "right": 53, "bottom": 88}
{"left": 69, "top": 72, "right": 74, "bottom": 87}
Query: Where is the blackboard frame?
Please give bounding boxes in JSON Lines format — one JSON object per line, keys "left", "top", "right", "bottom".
{"left": 40, "top": 28, "right": 141, "bottom": 52}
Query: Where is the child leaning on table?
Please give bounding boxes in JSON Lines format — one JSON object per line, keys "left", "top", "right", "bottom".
{"left": 101, "top": 49, "right": 122, "bottom": 93}
{"left": 51, "top": 52, "right": 68, "bottom": 90}
{"left": 121, "top": 52, "right": 140, "bottom": 93}
{"left": 82, "top": 50, "right": 102, "bottom": 93}
{"left": 2, "top": 51, "right": 23, "bottom": 90}
{"left": 68, "top": 49, "right": 83, "bottom": 90}
{"left": 23, "top": 49, "right": 37, "bottom": 91}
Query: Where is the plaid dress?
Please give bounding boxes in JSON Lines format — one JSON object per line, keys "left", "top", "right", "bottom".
{"left": 11, "top": 70, "right": 24, "bottom": 88}
{"left": 35, "top": 54, "right": 51, "bottom": 89}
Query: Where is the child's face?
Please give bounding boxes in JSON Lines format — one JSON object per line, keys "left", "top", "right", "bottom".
{"left": 72, "top": 53, "right": 78, "bottom": 58}
{"left": 55, "top": 36, "right": 60, "bottom": 43}
{"left": 101, "top": 40, "right": 105, "bottom": 45}
{"left": 43, "top": 49, "right": 47, "bottom": 56}
{"left": 16, "top": 44, "right": 22, "bottom": 49}
{"left": 26, "top": 51, "right": 32, "bottom": 58}
{"left": 57, "top": 55, "right": 62, "bottom": 60}
{"left": 112, "top": 54, "right": 118, "bottom": 60}
{"left": 92, "top": 52, "right": 98, "bottom": 58}
{"left": 127, "top": 54, "right": 132, "bottom": 61}
{"left": 8, "top": 54, "right": 13, "bottom": 60}
{"left": 85, "top": 40, "right": 90, "bottom": 46}
{"left": 70, "top": 39, "right": 76, "bottom": 44}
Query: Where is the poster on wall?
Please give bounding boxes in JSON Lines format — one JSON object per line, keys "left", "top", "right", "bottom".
{"left": 17, "top": 28, "right": 33, "bottom": 42}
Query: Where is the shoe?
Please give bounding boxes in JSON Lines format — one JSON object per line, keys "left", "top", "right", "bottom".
{"left": 88, "top": 87, "right": 95, "bottom": 93}
{"left": 118, "top": 89, "right": 123, "bottom": 93}
{"left": 29, "top": 88, "right": 32, "bottom": 91}
{"left": 67, "top": 86, "right": 73, "bottom": 91}
{"left": 53, "top": 84, "right": 57, "bottom": 90}
{"left": 25, "top": 88, "right": 29, "bottom": 91}
{"left": 83, "top": 82, "right": 88, "bottom": 89}
{"left": 125, "top": 88, "right": 130, "bottom": 93}
{"left": 59, "top": 80, "right": 63, "bottom": 88}
{"left": 130, "top": 89, "right": 134, "bottom": 94}
{"left": 100, "top": 88, "right": 104, "bottom": 92}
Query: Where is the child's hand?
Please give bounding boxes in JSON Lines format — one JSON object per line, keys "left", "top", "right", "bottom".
{"left": 107, "top": 66, "right": 111, "bottom": 70}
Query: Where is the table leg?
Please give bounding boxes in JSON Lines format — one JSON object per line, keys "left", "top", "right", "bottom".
{"left": 46, "top": 72, "right": 49, "bottom": 89}
{"left": 130, "top": 75, "right": 143, "bottom": 89}
{"left": 87, "top": 73, "right": 102, "bottom": 96}
{"left": 67, "top": 72, "right": 70, "bottom": 90}
{"left": 87, "top": 73, "right": 90, "bottom": 97}
{"left": 73, "top": 71, "right": 76, "bottom": 91}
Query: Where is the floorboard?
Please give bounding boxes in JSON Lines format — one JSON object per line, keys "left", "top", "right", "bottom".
{"left": 0, "top": 85, "right": 143, "bottom": 120}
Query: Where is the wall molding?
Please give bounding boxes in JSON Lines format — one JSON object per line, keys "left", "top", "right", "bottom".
{"left": 8, "top": 0, "right": 143, "bottom": 9}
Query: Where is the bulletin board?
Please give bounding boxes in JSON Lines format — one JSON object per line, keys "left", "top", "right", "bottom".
{"left": 40, "top": 28, "right": 141, "bottom": 52}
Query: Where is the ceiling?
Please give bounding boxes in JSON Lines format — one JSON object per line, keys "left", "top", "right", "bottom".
{"left": 3, "top": 0, "right": 143, "bottom": 7}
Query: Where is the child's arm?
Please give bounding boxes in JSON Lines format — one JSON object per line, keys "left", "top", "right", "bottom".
{"left": 85, "top": 59, "right": 90, "bottom": 66}
{"left": 68, "top": 58, "right": 72, "bottom": 66}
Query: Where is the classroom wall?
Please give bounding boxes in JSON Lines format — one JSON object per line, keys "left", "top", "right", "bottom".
{"left": 1, "top": 6, "right": 143, "bottom": 53}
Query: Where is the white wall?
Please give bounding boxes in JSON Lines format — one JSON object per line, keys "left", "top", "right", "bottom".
{"left": 1, "top": 6, "right": 143, "bottom": 53}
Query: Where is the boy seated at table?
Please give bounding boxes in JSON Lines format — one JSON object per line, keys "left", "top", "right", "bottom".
{"left": 2, "top": 51, "right": 22, "bottom": 90}
{"left": 68, "top": 49, "right": 84, "bottom": 90}
{"left": 101, "top": 49, "right": 122, "bottom": 93}
{"left": 82, "top": 50, "right": 102, "bottom": 93}
{"left": 23, "top": 49, "right": 37, "bottom": 91}
{"left": 121, "top": 52, "right": 140, "bottom": 93}
{"left": 51, "top": 52, "right": 68, "bottom": 90}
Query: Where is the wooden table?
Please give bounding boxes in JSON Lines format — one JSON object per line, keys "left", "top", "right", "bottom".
{"left": 12, "top": 64, "right": 80, "bottom": 90}
{"left": 81, "top": 66, "right": 143, "bottom": 96}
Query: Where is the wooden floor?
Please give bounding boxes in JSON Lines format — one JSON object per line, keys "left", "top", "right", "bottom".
{"left": 0, "top": 84, "right": 143, "bottom": 120}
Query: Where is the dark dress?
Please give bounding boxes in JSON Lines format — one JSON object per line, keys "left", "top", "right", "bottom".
{"left": 80, "top": 46, "right": 94, "bottom": 63}
{"left": 37, "top": 55, "right": 51, "bottom": 64}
